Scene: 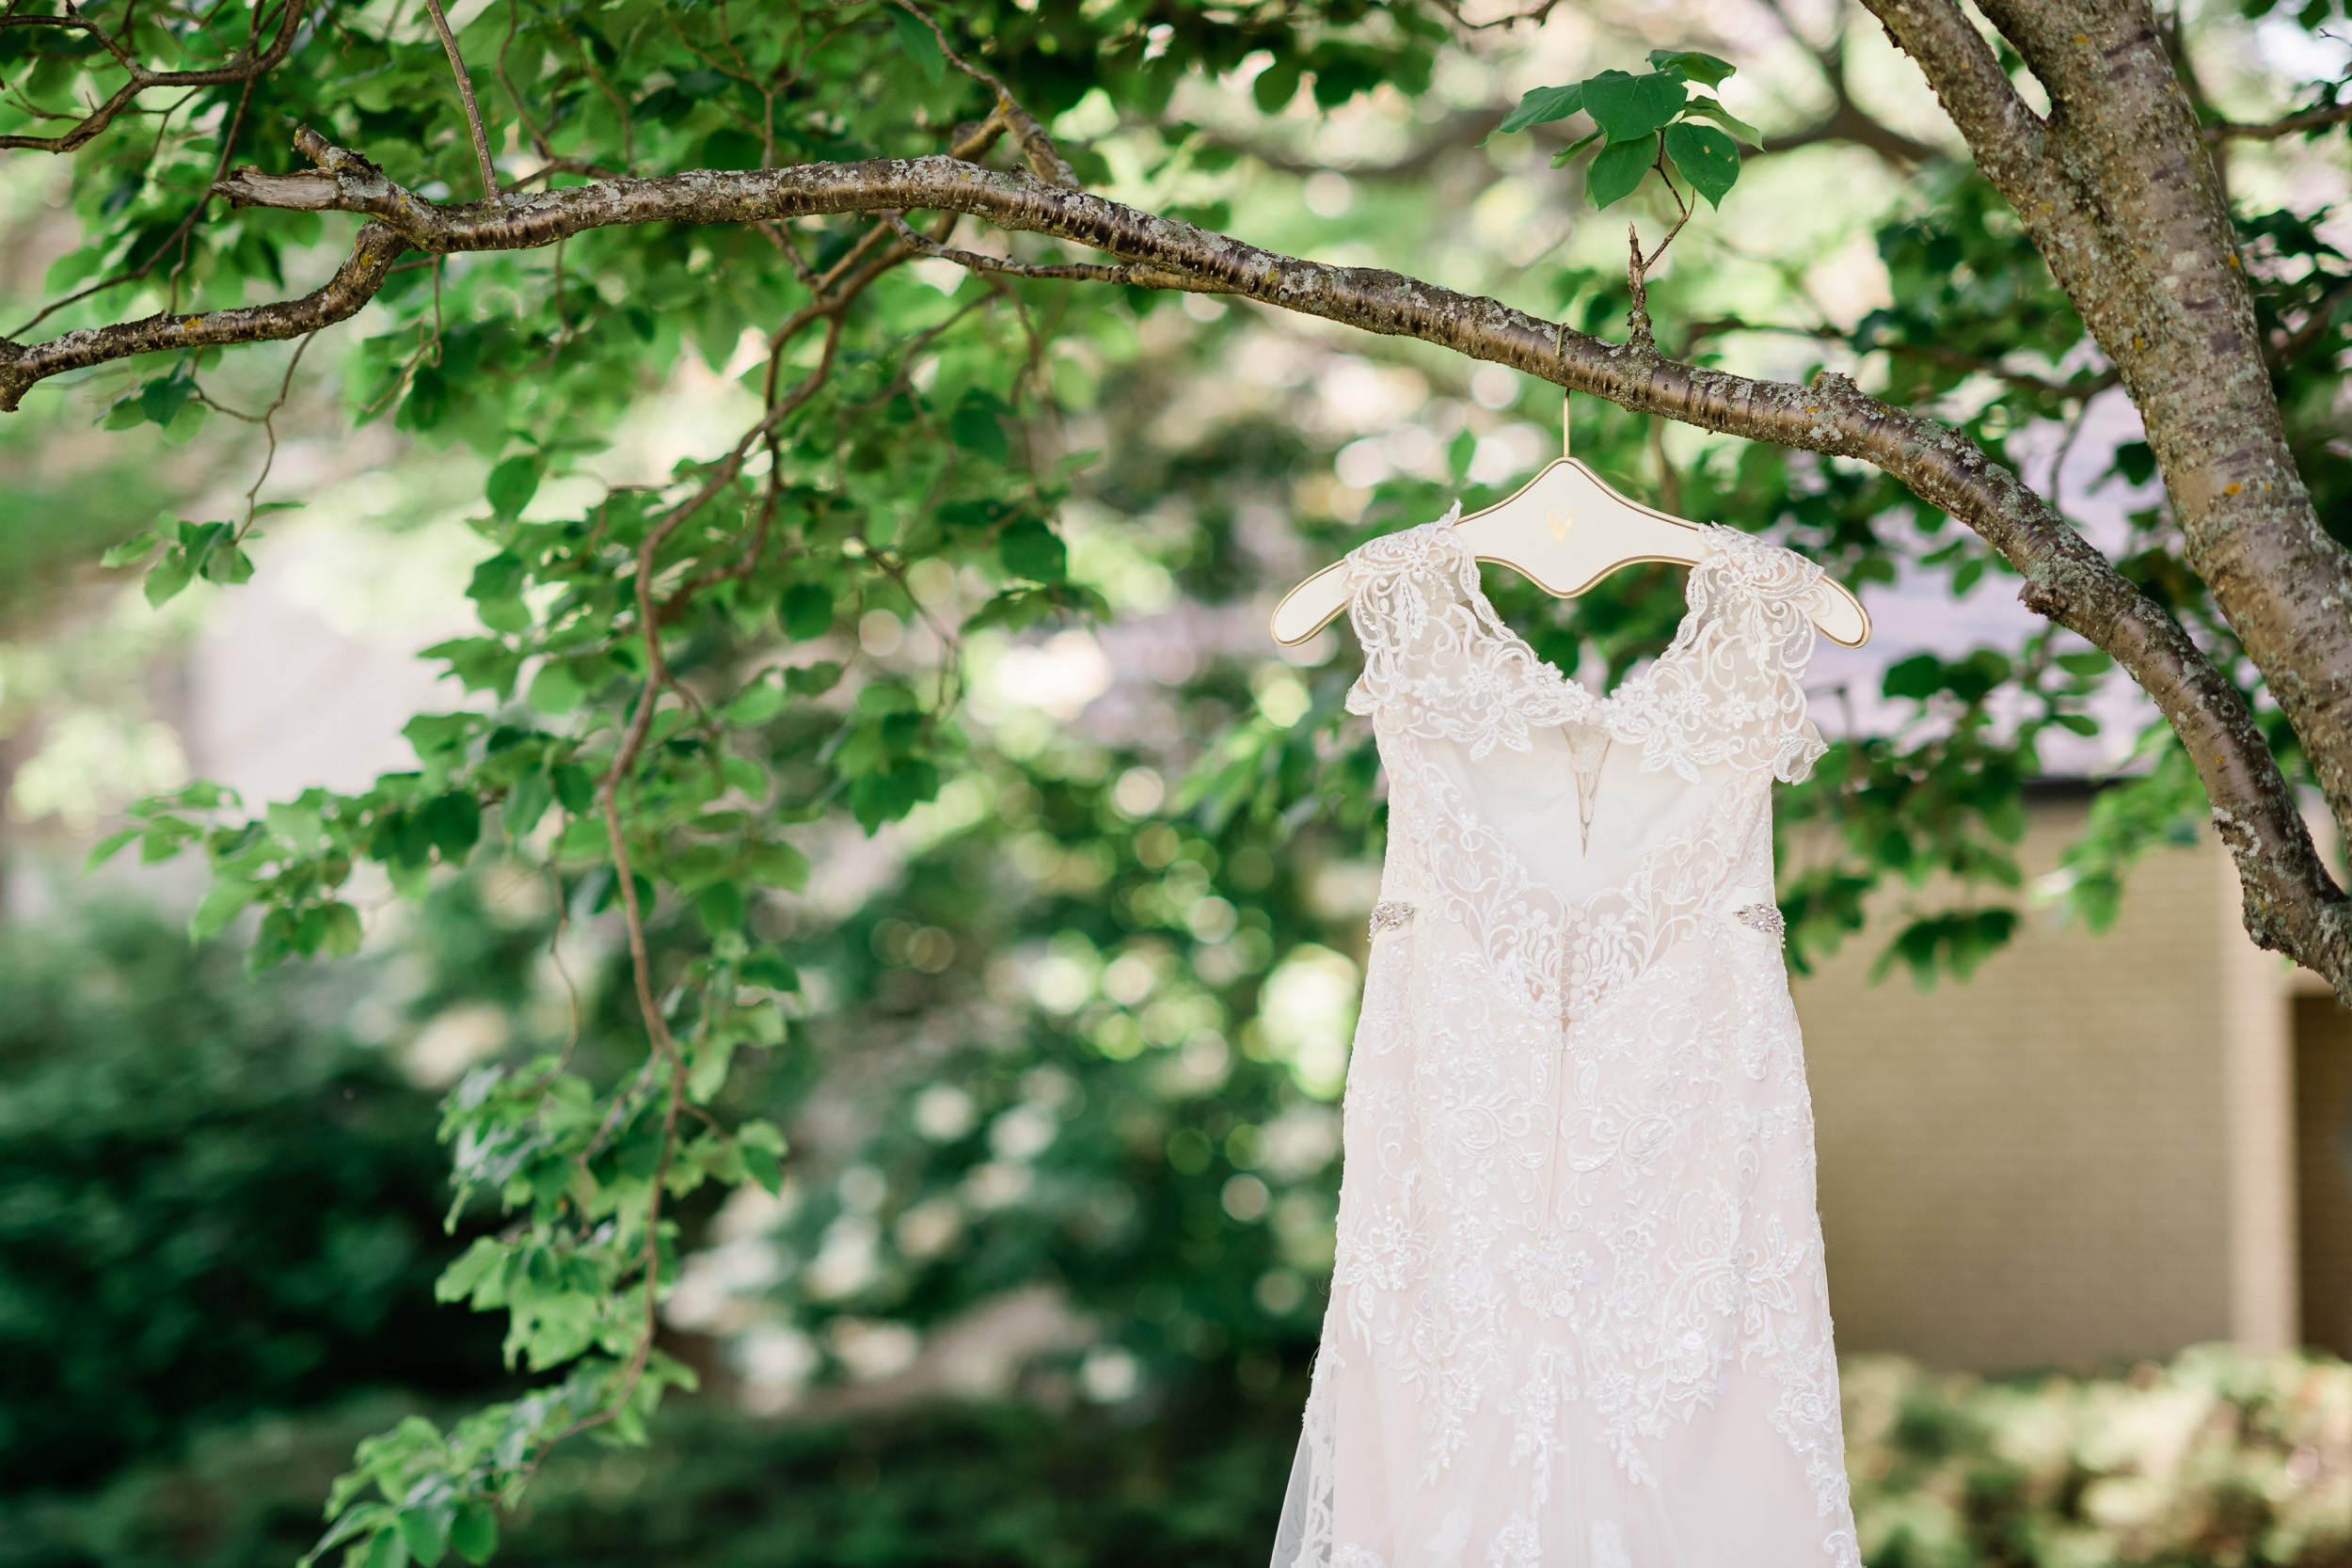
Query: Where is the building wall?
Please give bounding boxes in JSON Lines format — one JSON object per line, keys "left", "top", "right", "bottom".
{"left": 1794, "top": 796, "right": 2296, "bottom": 1372}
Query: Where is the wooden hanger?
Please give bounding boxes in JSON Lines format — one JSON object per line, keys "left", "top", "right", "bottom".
{"left": 1269, "top": 394, "right": 1872, "bottom": 650}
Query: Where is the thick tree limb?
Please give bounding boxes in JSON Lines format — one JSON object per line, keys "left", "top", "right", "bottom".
{"left": 1859, "top": 0, "right": 2352, "bottom": 980}
{"left": 4, "top": 132, "right": 2344, "bottom": 990}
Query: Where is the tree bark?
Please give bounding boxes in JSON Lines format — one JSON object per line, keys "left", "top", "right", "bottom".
{"left": 1857, "top": 0, "right": 2352, "bottom": 947}
{"left": 4, "top": 126, "right": 2345, "bottom": 991}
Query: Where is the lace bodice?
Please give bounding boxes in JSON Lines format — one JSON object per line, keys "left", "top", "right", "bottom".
{"left": 1342, "top": 508, "right": 1827, "bottom": 782}
{"left": 1271, "top": 515, "right": 1858, "bottom": 1568}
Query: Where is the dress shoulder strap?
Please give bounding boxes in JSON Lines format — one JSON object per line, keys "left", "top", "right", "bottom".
{"left": 1339, "top": 507, "right": 1594, "bottom": 752}
{"left": 1605, "top": 526, "right": 1828, "bottom": 784}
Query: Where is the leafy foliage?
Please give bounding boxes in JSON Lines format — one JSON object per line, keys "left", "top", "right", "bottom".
{"left": 0, "top": 902, "right": 508, "bottom": 1491}
{"left": 1487, "top": 50, "right": 1760, "bottom": 210}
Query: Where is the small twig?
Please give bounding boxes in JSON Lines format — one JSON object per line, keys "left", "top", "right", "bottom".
{"left": 504, "top": 156, "right": 620, "bottom": 190}
{"left": 892, "top": 0, "right": 1080, "bottom": 189}
{"left": 881, "top": 211, "right": 1201, "bottom": 287}
{"left": 497, "top": 0, "right": 556, "bottom": 165}
{"left": 0, "top": 0, "right": 309, "bottom": 154}
{"left": 2205, "top": 103, "right": 2352, "bottom": 140}
{"left": 1650, "top": 413, "right": 1682, "bottom": 515}
{"left": 543, "top": 862, "right": 584, "bottom": 1075}
{"left": 2267, "top": 272, "right": 2352, "bottom": 370}
{"left": 240, "top": 332, "right": 315, "bottom": 533}
{"left": 421, "top": 0, "right": 501, "bottom": 203}
{"left": 1626, "top": 226, "right": 1656, "bottom": 352}
{"left": 1678, "top": 313, "right": 2122, "bottom": 400}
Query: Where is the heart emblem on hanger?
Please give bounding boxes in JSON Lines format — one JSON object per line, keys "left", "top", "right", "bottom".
{"left": 1548, "top": 510, "right": 1575, "bottom": 541}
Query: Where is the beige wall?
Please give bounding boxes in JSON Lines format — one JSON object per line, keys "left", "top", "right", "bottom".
{"left": 1795, "top": 796, "right": 2296, "bottom": 1372}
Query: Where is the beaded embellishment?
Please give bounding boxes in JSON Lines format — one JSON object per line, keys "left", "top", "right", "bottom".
{"left": 1734, "top": 902, "right": 1786, "bottom": 944}
{"left": 1368, "top": 901, "right": 1414, "bottom": 939}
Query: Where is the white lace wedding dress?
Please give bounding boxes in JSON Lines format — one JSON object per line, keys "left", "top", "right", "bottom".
{"left": 1270, "top": 514, "right": 1858, "bottom": 1568}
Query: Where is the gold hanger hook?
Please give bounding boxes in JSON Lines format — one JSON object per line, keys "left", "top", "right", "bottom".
{"left": 1552, "top": 316, "right": 1571, "bottom": 462}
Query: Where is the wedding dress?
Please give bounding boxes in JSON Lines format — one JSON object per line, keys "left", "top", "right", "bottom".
{"left": 1270, "top": 512, "right": 1858, "bottom": 1568}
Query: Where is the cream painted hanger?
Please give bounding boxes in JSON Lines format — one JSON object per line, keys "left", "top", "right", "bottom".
{"left": 1270, "top": 395, "right": 1871, "bottom": 650}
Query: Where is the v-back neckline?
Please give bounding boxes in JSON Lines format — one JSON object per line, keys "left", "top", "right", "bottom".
{"left": 1437, "top": 519, "right": 1714, "bottom": 724}
{"left": 1462, "top": 562, "right": 1700, "bottom": 720}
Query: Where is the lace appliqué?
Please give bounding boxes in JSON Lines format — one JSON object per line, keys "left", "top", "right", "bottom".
{"left": 1342, "top": 515, "right": 1830, "bottom": 786}
{"left": 1369, "top": 901, "right": 1414, "bottom": 940}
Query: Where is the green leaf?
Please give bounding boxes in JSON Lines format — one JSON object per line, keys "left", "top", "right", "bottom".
{"left": 419, "top": 792, "right": 483, "bottom": 860}
{"left": 724, "top": 678, "right": 787, "bottom": 725}
{"left": 999, "top": 515, "right": 1067, "bottom": 582}
{"left": 319, "top": 900, "right": 365, "bottom": 958}
{"left": 362, "top": 1525, "right": 411, "bottom": 1568}
{"left": 784, "top": 661, "right": 842, "bottom": 695}
{"left": 485, "top": 455, "right": 541, "bottom": 518}
{"left": 780, "top": 582, "right": 833, "bottom": 641}
{"left": 86, "top": 826, "right": 141, "bottom": 870}
{"left": 102, "top": 529, "right": 160, "bottom": 568}
{"left": 505, "top": 767, "right": 553, "bottom": 836}
{"left": 467, "top": 552, "right": 526, "bottom": 603}
{"left": 140, "top": 370, "right": 194, "bottom": 428}
{"left": 201, "top": 546, "right": 255, "bottom": 585}
{"left": 745, "top": 839, "right": 809, "bottom": 890}
{"left": 738, "top": 1118, "right": 787, "bottom": 1194}
{"left": 949, "top": 388, "right": 1011, "bottom": 463}
{"left": 405, "top": 712, "right": 475, "bottom": 761}
{"left": 1580, "top": 70, "right": 1686, "bottom": 145}
{"left": 1662, "top": 122, "right": 1740, "bottom": 206}
{"left": 1548, "top": 129, "right": 1603, "bottom": 169}
{"left": 395, "top": 1499, "right": 453, "bottom": 1568}
{"left": 1487, "top": 82, "right": 1582, "bottom": 140}
{"left": 888, "top": 6, "right": 944, "bottom": 84}
{"left": 1681, "top": 95, "right": 1764, "bottom": 148}
{"left": 696, "top": 879, "right": 746, "bottom": 934}
{"left": 551, "top": 763, "right": 596, "bottom": 815}
{"left": 741, "top": 949, "right": 800, "bottom": 990}
{"left": 189, "top": 878, "right": 257, "bottom": 941}
{"left": 1251, "top": 56, "right": 1303, "bottom": 115}
{"left": 144, "top": 548, "right": 196, "bottom": 607}
{"left": 1585, "top": 136, "right": 1654, "bottom": 209}
{"left": 1883, "top": 654, "right": 1945, "bottom": 701}
{"left": 526, "top": 660, "right": 584, "bottom": 716}
{"left": 422, "top": 638, "right": 523, "bottom": 702}
{"left": 449, "top": 1505, "right": 498, "bottom": 1566}
{"left": 1647, "top": 49, "right": 1736, "bottom": 87}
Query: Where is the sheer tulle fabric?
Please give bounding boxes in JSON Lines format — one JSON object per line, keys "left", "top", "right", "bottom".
{"left": 1270, "top": 517, "right": 1859, "bottom": 1568}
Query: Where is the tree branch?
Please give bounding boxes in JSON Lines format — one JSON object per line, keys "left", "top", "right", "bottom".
{"left": 893, "top": 0, "right": 1077, "bottom": 189}
{"left": 6, "top": 130, "right": 2344, "bottom": 990}
{"left": 1854, "top": 0, "right": 2054, "bottom": 197}
{"left": 2205, "top": 103, "right": 2352, "bottom": 140}
{"left": 0, "top": 0, "right": 310, "bottom": 153}
{"left": 1681, "top": 313, "right": 2122, "bottom": 397}
{"left": 421, "top": 0, "right": 501, "bottom": 203}
{"left": 1752, "top": 0, "right": 1947, "bottom": 167}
